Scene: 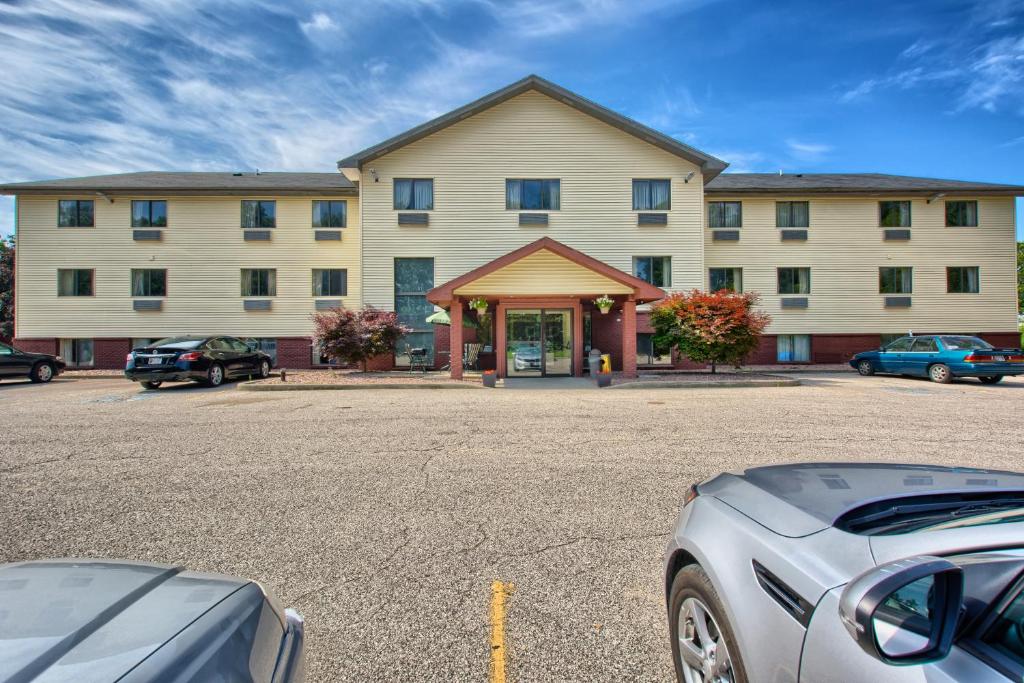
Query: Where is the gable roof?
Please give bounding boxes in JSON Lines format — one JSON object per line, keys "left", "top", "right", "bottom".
{"left": 706, "top": 173, "right": 1024, "bottom": 196}
{"left": 337, "top": 74, "right": 728, "bottom": 181}
{"left": 426, "top": 236, "right": 665, "bottom": 305}
{"left": 0, "top": 172, "right": 356, "bottom": 196}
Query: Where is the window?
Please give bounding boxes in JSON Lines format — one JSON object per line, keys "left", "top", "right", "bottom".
{"left": 245, "top": 338, "right": 278, "bottom": 364}
{"left": 879, "top": 333, "right": 904, "bottom": 347}
{"left": 312, "top": 268, "right": 348, "bottom": 297}
{"left": 57, "top": 269, "right": 94, "bottom": 296}
{"left": 131, "top": 269, "right": 166, "bottom": 297}
{"left": 311, "top": 343, "right": 342, "bottom": 366}
{"left": 312, "top": 200, "right": 346, "bottom": 228}
{"left": 58, "top": 200, "right": 94, "bottom": 227}
{"left": 506, "top": 179, "right": 560, "bottom": 210}
{"left": 131, "top": 200, "right": 167, "bottom": 228}
{"left": 241, "top": 200, "right": 276, "bottom": 228}
{"left": 708, "top": 201, "right": 742, "bottom": 228}
{"left": 777, "top": 267, "right": 810, "bottom": 294}
{"left": 0, "top": 343, "right": 13, "bottom": 355}
{"left": 947, "top": 266, "right": 980, "bottom": 293}
{"left": 131, "top": 338, "right": 157, "bottom": 350}
{"left": 777, "top": 335, "right": 810, "bottom": 362}
{"left": 981, "top": 587, "right": 1024, "bottom": 666}
{"left": 637, "top": 333, "right": 672, "bottom": 366}
{"left": 709, "top": 268, "right": 743, "bottom": 292}
{"left": 394, "top": 179, "right": 433, "bottom": 210}
{"left": 911, "top": 337, "right": 938, "bottom": 352}
{"left": 879, "top": 267, "right": 913, "bottom": 294}
{"left": 776, "top": 201, "right": 809, "bottom": 228}
{"left": 879, "top": 201, "right": 911, "bottom": 227}
{"left": 394, "top": 258, "right": 434, "bottom": 366}
{"left": 633, "top": 256, "right": 671, "bottom": 287}
{"left": 632, "top": 179, "right": 671, "bottom": 211}
{"left": 60, "top": 339, "right": 94, "bottom": 367}
{"left": 885, "top": 337, "right": 915, "bottom": 352}
{"left": 241, "top": 269, "right": 276, "bottom": 297}
{"left": 945, "top": 200, "right": 978, "bottom": 227}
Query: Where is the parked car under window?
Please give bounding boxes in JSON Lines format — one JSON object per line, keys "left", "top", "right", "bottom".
{"left": 241, "top": 200, "right": 276, "bottom": 228}
{"left": 394, "top": 179, "right": 433, "bottom": 210}
{"left": 58, "top": 200, "right": 94, "bottom": 227}
{"left": 632, "top": 179, "right": 670, "bottom": 211}
{"left": 131, "top": 200, "right": 167, "bottom": 228}
{"left": 506, "top": 179, "right": 560, "bottom": 210}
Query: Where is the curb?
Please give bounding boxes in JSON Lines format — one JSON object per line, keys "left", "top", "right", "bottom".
{"left": 239, "top": 380, "right": 481, "bottom": 391}
{"left": 60, "top": 374, "right": 125, "bottom": 380}
{"left": 609, "top": 376, "right": 800, "bottom": 389}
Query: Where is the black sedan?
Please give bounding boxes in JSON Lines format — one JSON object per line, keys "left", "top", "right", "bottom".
{"left": 0, "top": 341, "right": 65, "bottom": 383}
{"left": 125, "top": 335, "right": 272, "bottom": 389}
{"left": 0, "top": 559, "right": 304, "bottom": 682}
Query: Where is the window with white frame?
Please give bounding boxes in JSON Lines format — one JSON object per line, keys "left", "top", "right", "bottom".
{"left": 777, "top": 335, "right": 810, "bottom": 362}
{"left": 708, "top": 201, "right": 742, "bottom": 228}
{"left": 60, "top": 338, "right": 94, "bottom": 367}
{"left": 709, "top": 268, "right": 743, "bottom": 292}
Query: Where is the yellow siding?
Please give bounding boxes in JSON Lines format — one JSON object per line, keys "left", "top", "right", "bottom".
{"left": 15, "top": 195, "right": 360, "bottom": 338}
{"left": 360, "top": 90, "right": 705, "bottom": 309}
{"left": 704, "top": 196, "right": 1018, "bottom": 334}
{"left": 453, "top": 249, "right": 633, "bottom": 296}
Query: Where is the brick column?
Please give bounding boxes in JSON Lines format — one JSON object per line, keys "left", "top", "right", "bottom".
{"left": 449, "top": 297, "right": 463, "bottom": 380}
{"left": 495, "top": 302, "right": 507, "bottom": 377}
{"left": 621, "top": 298, "right": 637, "bottom": 378}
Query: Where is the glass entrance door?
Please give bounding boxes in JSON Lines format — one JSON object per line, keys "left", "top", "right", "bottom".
{"left": 506, "top": 308, "right": 573, "bottom": 377}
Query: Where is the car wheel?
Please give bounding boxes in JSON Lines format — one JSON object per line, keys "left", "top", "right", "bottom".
{"left": 29, "top": 362, "right": 55, "bottom": 383}
{"left": 979, "top": 376, "right": 1004, "bottom": 385}
{"left": 669, "top": 564, "right": 748, "bottom": 683}
{"left": 928, "top": 363, "right": 952, "bottom": 384}
{"left": 258, "top": 360, "right": 271, "bottom": 379}
{"left": 140, "top": 381, "right": 162, "bottom": 390}
{"left": 206, "top": 363, "right": 225, "bottom": 387}
{"left": 856, "top": 360, "right": 875, "bottom": 376}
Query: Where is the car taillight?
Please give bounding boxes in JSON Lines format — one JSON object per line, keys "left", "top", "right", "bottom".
{"left": 126, "top": 353, "right": 133, "bottom": 362}
{"left": 1009, "top": 355, "right": 1024, "bottom": 363}
{"left": 178, "top": 351, "right": 202, "bottom": 361}
{"left": 964, "top": 354, "right": 992, "bottom": 362}
{"left": 683, "top": 484, "right": 700, "bottom": 506}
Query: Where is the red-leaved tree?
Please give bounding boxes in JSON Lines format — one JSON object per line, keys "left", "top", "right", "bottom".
{"left": 650, "top": 290, "right": 771, "bottom": 373}
{"left": 0, "top": 236, "right": 13, "bottom": 343}
{"left": 312, "top": 307, "right": 410, "bottom": 372}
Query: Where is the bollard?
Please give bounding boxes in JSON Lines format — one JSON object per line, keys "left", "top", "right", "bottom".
{"left": 281, "top": 369, "right": 287, "bottom": 382}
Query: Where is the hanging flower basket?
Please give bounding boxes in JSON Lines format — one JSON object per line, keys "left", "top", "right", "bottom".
{"left": 468, "top": 297, "right": 488, "bottom": 316}
{"left": 594, "top": 295, "right": 614, "bottom": 315}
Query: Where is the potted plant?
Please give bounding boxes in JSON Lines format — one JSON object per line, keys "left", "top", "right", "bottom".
{"left": 482, "top": 369, "right": 497, "bottom": 388}
{"left": 468, "top": 297, "right": 488, "bottom": 316}
{"left": 594, "top": 294, "right": 614, "bottom": 315}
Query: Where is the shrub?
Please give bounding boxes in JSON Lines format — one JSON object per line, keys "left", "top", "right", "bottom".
{"left": 650, "top": 289, "right": 771, "bottom": 373}
{"left": 312, "top": 307, "right": 410, "bottom": 372}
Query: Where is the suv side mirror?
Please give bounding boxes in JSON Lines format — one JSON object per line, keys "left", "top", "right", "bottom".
{"left": 839, "top": 555, "right": 962, "bottom": 666}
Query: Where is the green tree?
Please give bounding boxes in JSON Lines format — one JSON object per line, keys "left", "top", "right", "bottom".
{"left": 0, "top": 235, "right": 13, "bottom": 343}
{"left": 650, "top": 289, "right": 771, "bottom": 373}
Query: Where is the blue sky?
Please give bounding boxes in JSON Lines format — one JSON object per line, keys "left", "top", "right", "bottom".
{"left": 1, "top": 0, "right": 1022, "bottom": 237}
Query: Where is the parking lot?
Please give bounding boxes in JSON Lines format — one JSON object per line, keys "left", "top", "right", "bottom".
{"left": 2, "top": 372, "right": 1023, "bottom": 681}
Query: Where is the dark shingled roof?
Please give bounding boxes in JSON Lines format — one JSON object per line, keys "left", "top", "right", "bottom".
{"left": 0, "top": 171, "right": 356, "bottom": 196}
{"left": 337, "top": 74, "right": 729, "bottom": 180}
{"left": 706, "top": 173, "right": 1024, "bottom": 196}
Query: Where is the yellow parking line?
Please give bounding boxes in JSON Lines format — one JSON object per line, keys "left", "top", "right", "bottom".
{"left": 490, "top": 580, "right": 513, "bottom": 683}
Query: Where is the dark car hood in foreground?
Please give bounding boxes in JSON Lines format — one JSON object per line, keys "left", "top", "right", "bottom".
{"left": 700, "top": 463, "right": 1024, "bottom": 538}
{"left": 0, "top": 559, "right": 253, "bottom": 682}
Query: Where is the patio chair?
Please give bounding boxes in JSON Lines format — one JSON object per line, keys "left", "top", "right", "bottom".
{"left": 464, "top": 343, "right": 481, "bottom": 370}
{"left": 407, "top": 346, "right": 430, "bottom": 373}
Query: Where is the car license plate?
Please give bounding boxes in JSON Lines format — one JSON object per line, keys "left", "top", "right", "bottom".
{"left": 148, "top": 357, "right": 162, "bottom": 365}
{"left": 993, "top": 356, "right": 1005, "bottom": 362}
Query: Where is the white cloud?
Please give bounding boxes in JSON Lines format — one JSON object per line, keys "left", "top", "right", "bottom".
{"left": 300, "top": 12, "right": 337, "bottom": 34}
{"left": 707, "top": 149, "right": 765, "bottom": 174}
{"left": 785, "top": 139, "right": 832, "bottom": 163}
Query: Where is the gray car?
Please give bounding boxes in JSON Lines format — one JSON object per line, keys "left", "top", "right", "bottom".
{"left": 0, "top": 559, "right": 304, "bottom": 682}
{"left": 664, "top": 463, "right": 1024, "bottom": 682}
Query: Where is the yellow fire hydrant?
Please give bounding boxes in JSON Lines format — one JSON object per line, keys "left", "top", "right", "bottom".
{"left": 600, "top": 354, "right": 611, "bottom": 373}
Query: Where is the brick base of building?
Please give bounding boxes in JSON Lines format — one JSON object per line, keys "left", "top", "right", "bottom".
{"left": 13, "top": 330, "right": 1022, "bottom": 371}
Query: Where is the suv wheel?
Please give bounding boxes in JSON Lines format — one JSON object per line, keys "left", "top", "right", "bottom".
{"left": 29, "top": 362, "right": 55, "bottom": 383}
{"left": 856, "top": 360, "right": 875, "bottom": 376}
{"left": 669, "top": 564, "right": 748, "bottom": 683}
{"left": 928, "top": 363, "right": 952, "bottom": 384}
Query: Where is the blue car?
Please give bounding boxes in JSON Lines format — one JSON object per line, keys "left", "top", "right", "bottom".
{"left": 850, "top": 334, "right": 1024, "bottom": 384}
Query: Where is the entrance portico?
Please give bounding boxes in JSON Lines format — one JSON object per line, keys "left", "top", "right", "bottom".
{"left": 426, "top": 238, "right": 664, "bottom": 380}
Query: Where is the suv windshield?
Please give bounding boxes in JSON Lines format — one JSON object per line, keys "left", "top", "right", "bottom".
{"left": 837, "top": 492, "right": 1024, "bottom": 535}
{"left": 940, "top": 336, "right": 993, "bottom": 350}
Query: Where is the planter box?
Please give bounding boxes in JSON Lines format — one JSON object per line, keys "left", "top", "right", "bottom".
{"left": 482, "top": 373, "right": 497, "bottom": 388}
{"left": 596, "top": 373, "right": 612, "bottom": 388}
